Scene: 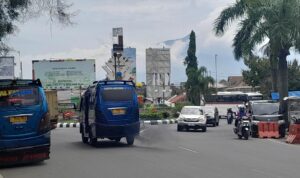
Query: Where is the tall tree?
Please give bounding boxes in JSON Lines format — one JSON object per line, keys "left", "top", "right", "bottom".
{"left": 0, "top": 0, "right": 74, "bottom": 54}
{"left": 214, "top": 0, "right": 300, "bottom": 110}
{"left": 184, "top": 31, "right": 214, "bottom": 105}
{"left": 185, "top": 31, "right": 198, "bottom": 104}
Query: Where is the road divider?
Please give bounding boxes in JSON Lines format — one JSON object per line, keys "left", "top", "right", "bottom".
{"left": 286, "top": 124, "right": 300, "bottom": 144}
{"left": 56, "top": 119, "right": 178, "bottom": 128}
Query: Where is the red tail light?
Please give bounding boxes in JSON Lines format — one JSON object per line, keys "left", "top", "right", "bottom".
{"left": 38, "top": 113, "right": 51, "bottom": 133}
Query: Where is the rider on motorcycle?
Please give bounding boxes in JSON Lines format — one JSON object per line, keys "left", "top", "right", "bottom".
{"left": 235, "top": 105, "right": 246, "bottom": 127}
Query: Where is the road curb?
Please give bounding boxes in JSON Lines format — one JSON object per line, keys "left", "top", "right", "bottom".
{"left": 56, "top": 119, "right": 178, "bottom": 128}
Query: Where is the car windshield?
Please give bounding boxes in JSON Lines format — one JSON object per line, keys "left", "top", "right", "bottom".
{"left": 101, "top": 87, "right": 133, "bottom": 102}
{"left": 181, "top": 108, "right": 203, "bottom": 115}
{"left": 0, "top": 87, "right": 39, "bottom": 107}
{"left": 203, "top": 107, "right": 214, "bottom": 114}
{"left": 252, "top": 103, "right": 279, "bottom": 115}
{"left": 289, "top": 101, "right": 300, "bottom": 111}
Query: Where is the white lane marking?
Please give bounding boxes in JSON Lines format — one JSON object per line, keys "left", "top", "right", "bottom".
{"left": 140, "top": 128, "right": 149, "bottom": 134}
{"left": 178, "top": 146, "right": 199, "bottom": 154}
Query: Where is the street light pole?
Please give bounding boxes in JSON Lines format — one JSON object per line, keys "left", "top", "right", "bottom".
{"left": 113, "top": 52, "right": 117, "bottom": 80}
{"left": 215, "top": 54, "right": 218, "bottom": 93}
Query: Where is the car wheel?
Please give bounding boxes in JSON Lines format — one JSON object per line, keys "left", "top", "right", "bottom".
{"left": 126, "top": 136, "right": 135, "bottom": 145}
{"left": 202, "top": 127, "right": 207, "bottom": 132}
{"left": 216, "top": 121, "right": 219, "bottom": 126}
{"left": 177, "top": 125, "right": 182, "bottom": 132}
{"left": 212, "top": 123, "right": 216, "bottom": 127}
{"left": 251, "top": 131, "right": 258, "bottom": 138}
{"left": 279, "top": 126, "right": 286, "bottom": 138}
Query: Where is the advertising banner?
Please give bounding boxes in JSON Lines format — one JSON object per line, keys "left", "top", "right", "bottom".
{"left": 0, "top": 56, "right": 14, "bottom": 79}
{"left": 32, "top": 59, "right": 95, "bottom": 89}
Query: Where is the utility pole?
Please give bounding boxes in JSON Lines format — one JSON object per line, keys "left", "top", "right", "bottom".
{"left": 215, "top": 54, "right": 218, "bottom": 93}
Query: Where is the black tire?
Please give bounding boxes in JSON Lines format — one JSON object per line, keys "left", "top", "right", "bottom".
{"left": 89, "top": 131, "right": 97, "bottom": 146}
{"left": 126, "top": 136, "right": 134, "bottom": 145}
{"left": 251, "top": 131, "right": 258, "bottom": 138}
{"left": 216, "top": 122, "right": 219, "bottom": 126}
{"left": 177, "top": 125, "right": 182, "bottom": 132}
{"left": 212, "top": 123, "right": 216, "bottom": 127}
{"left": 202, "top": 127, "right": 207, "bottom": 132}
{"left": 244, "top": 132, "right": 249, "bottom": 140}
{"left": 81, "top": 132, "right": 88, "bottom": 144}
{"left": 279, "top": 126, "right": 286, "bottom": 138}
{"left": 238, "top": 135, "right": 242, "bottom": 139}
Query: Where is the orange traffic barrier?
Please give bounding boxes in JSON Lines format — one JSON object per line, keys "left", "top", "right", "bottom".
{"left": 258, "top": 122, "right": 280, "bottom": 139}
{"left": 286, "top": 124, "right": 300, "bottom": 144}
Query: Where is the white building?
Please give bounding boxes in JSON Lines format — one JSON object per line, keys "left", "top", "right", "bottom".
{"left": 146, "top": 48, "right": 171, "bottom": 103}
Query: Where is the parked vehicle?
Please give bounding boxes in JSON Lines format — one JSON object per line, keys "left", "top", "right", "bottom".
{"left": 234, "top": 117, "right": 251, "bottom": 140}
{"left": 0, "top": 79, "right": 51, "bottom": 166}
{"left": 248, "top": 100, "right": 286, "bottom": 138}
{"left": 79, "top": 80, "right": 140, "bottom": 146}
{"left": 177, "top": 106, "right": 207, "bottom": 132}
{"left": 202, "top": 105, "right": 219, "bottom": 127}
{"left": 45, "top": 90, "right": 59, "bottom": 129}
{"left": 283, "top": 97, "right": 300, "bottom": 125}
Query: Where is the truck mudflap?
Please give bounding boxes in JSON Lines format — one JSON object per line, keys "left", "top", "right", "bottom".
{"left": 0, "top": 144, "right": 50, "bottom": 167}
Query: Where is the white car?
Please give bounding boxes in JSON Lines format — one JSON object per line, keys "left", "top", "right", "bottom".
{"left": 177, "top": 106, "right": 207, "bottom": 132}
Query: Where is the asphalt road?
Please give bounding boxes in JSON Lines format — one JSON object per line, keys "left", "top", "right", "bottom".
{"left": 1, "top": 120, "right": 300, "bottom": 178}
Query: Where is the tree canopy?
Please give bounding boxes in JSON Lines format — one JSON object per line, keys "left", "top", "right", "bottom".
{"left": 214, "top": 0, "right": 300, "bottom": 103}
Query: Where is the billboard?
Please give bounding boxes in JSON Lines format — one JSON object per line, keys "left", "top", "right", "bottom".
{"left": 0, "top": 56, "right": 14, "bottom": 79}
{"left": 123, "top": 47, "right": 136, "bottom": 82}
{"left": 32, "top": 59, "right": 95, "bottom": 89}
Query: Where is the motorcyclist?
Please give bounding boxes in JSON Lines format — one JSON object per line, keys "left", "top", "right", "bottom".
{"left": 235, "top": 105, "right": 246, "bottom": 127}
{"left": 227, "top": 108, "right": 234, "bottom": 124}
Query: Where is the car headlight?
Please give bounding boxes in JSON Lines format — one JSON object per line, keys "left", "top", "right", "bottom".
{"left": 178, "top": 117, "right": 184, "bottom": 122}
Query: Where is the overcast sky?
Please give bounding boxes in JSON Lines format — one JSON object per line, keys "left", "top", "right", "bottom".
{"left": 7, "top": 0, "right": 299, "bottom": 83}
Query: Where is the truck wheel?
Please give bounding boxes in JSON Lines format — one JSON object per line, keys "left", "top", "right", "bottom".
{"left": 126, "top": 136, "right": 135, "bottom": 145}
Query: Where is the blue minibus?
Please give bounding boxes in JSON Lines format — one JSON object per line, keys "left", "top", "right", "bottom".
{"left": 80, "top": 80, "right": 140, "bottom": 145}
{"left": 0, "top": 79, "right": 51, "bottom": 166}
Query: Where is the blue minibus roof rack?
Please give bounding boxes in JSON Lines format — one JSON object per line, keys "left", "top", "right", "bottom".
{"left": 0, "top": 79, "right": 42, "bottom": 88}
{"left": 95, "top": 80, "right": 136, "bottom": 87}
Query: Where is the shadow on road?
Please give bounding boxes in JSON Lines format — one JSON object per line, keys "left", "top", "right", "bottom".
{"left": 0, "top": 161, "right": 45, "bottom": 170}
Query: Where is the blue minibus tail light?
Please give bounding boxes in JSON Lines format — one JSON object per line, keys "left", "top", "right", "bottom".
{"left": 38, "top": 113, "right": 51, "bottom": 133}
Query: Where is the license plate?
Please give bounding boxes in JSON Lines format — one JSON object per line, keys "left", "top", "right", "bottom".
{"left": 112, "top": 109, "right": 126, "bottom": 115}
{"left": 188, "top": 123, "right": 195, "bottom": 126}
{"left": 10, "top": 116, "right": 27, "bottom": 124}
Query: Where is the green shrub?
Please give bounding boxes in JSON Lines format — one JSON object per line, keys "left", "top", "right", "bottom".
{"left": 140, "top": 112, "right": 163, "bottom": 120}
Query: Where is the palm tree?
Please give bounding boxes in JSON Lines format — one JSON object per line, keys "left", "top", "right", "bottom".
{"left": 214, "top": 0, "right": 300, "bottom": 103}
{"left": 197, "top": 67, "right": 214, "bottom": 105}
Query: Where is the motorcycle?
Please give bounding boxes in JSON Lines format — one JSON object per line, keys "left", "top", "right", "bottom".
{"left": 227, "top": 112, "right": 233, "bottom": 125}
{"left": 234, "top": 117, "right": 251, "bottom": 140}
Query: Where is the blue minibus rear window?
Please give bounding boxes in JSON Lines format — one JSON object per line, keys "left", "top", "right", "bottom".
{"left": 0, "top": 87, "right": 39, "bottom": 107}
{"left": 102, "top": 87, "right": 133, "bottom": 102}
